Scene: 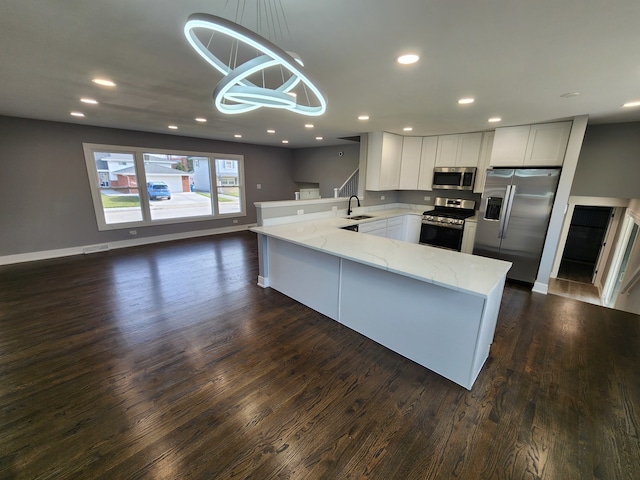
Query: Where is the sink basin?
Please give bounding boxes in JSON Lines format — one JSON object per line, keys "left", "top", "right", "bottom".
{"left": 346, "top": 215, "right": 373, "bottom": 220}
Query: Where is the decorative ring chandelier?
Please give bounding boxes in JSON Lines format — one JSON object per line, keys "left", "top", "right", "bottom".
{"left": 184, "top": 12, "right": 326, "bottom": 116}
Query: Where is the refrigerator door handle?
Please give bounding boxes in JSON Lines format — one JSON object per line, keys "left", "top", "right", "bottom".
{"left": 496, "top": 185, "right": 510, "bottom": 239}
{"left": 501, "top": 185, "right": 517, "bottom": 239}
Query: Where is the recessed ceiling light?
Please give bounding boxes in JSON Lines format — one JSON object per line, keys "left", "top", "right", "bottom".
{"left": 488, "top": 117, "right": 502, "bottom": 123}
{"left": 397, "top": 54, "right": 419, "bottom": 65}
{"left": 622, "top": 101, "right": 640, "bottom": 108}
{"left": 195, "top": 117, "right": 207, "bottom": 122}
{"left": 305, "top": 124, "right": 314, "bottom": 128}
{"left": 80, "top": 98, "right": 98, "bottom": 105}
{"left": 403, "top": 127, "right": 413, "bottom": 132}
{"left": 358, "top": 115, "right": 369, "bottom": 121}
{"left": 267, "top": 129, "right": 276, "bottom": 133}
{"left": 70, "top": 111, "right": 85, "bottom": 117}
{"left": 282, "top": 140, "right": 289, "bottom": 144}
{"left": 168, "top": 125, "right": 178, "bottom": 130}
{"left": 234, "top": 134, "right": 242, "bottom": 138}
{"left": 458, "top": 98, "right": 475, "bottom": 104}
{"left": 560, "top": 92, "right": 581, "bottom": 98}
{"left": 315, "top": 136, "right": 323, "bottom": 140}
{"left": 92, "top": 78, "right": 116, "bottom": 87}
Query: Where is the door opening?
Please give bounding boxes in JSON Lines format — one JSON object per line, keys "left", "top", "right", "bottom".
{"left": 558, "top": 206, "right": 613, "bottom": 284}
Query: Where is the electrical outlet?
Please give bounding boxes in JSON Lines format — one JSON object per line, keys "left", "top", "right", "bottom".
{"left": 381, "top": 195, "right": 385, "bottom": 200}
{"left": 297, "top": 209, "right": 304, "bottom": 215}
{"left": 424, "top": 196, "right": 431, "bottom": 201}
{"left": 256, "top": 184, "right": 261, "bottom": 189}
{"left": 232, "top": 219, "right": 238, "bottom": 224}
{"left": 129, "top": 230, "right": 137, "bottom": 236}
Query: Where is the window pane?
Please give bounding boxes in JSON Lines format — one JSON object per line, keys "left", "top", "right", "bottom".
{"left": 215, "top": 158, "right": 241, "bottom": 214}
{"left": 93, "top": 151, "right": 143, "bottom": 224}
{"left": 144, "top": 154, "right": 212, "bottom": 221}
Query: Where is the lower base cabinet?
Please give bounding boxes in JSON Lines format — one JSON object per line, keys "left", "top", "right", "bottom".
{"left": 358, "top": 215, "right": 416, "bottom": 242}
{"left": 461, "top": 221, "right": 477, "bottom": 254}
{"left": 386, "top": 216, "right": 405, "bottom": 240}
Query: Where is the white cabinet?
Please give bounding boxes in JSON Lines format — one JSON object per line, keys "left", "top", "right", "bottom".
{"left": 366, "top": 132, "right": 403, "bottom": 191}
{"left": 398, "top": 137, "right": 423, "bottom": 190}
{"left": 356, "top": 216, "right": 419, "bottom": 242}
{"left": 417, "top": 136, "right": 438, "bottom": 191}
{"left": 435, "top": 135, "right": 460, "bottom": 167}
{"left": 403, "top": 214, "right": 422, "bottom": 243}
{"left": 461, "top": 220, "right": 477, "bottom": 254}
{"left": 458, "top": 133, "right": 484, "bottom": 167}
{"left": 386, "top": 216, "right": 405, "bottom": 240}
{"left": 490, "top": 126, "right": 529, "bottom": 167}
{"left": 525, "top": 122, "right": 572, "bottom": 166}
{"left": 490, "top": 121, "right": 572, "bottom": 167}
{"left": 358, "top": 219, "right": 388, "bottom": 237}
{"left": 474, "top": 131, "right": 494, "bottom": 193}
{"left": 435, "top": 133, "right": 483, "bottom": 167}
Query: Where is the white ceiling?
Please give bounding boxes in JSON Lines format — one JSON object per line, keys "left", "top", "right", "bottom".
{"left": 1, "top": 0, "right": 639, "bottom": 148}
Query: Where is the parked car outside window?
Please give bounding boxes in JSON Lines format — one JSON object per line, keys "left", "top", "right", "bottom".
{"left": 147, "top": 182, "right": 171, "bottom": 200}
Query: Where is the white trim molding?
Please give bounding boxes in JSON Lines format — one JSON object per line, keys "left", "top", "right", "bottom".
{"left": 0, "top": 224, "right": 256, "bottom": 266}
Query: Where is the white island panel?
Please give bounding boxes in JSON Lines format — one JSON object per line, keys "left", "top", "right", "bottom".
{"left": 268, "top": 237, "right": 340, "bottom": 320}
{"left": 340, "top": 259, "right": 485, "bottom": 389}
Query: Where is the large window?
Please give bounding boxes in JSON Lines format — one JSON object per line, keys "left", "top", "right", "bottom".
{"left": 84, "top": 144, "right": 245, "bottom": 230}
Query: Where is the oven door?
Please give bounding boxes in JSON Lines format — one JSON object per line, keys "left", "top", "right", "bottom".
{"left": 420, "top": 221, "right": 464, "bottom": 251}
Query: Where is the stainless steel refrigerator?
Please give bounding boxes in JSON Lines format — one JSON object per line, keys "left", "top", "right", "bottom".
{"left": 473, "top": 168, "right": 561, "bottom": 283}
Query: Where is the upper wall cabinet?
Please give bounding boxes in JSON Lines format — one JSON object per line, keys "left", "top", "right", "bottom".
{"left": 474, "top": 131, "right": 494, "bottom": 194}
{"left": 490, "top": 121, "right": 572, "bottom": 167}
{"left": 398, "top": 136, "right": 423, "bottom": 190}
{"left": 366, "top": 132, "right": 403, "bottom": 191}
{"left": 435, "top": 132, "right": 483, "bottom": 167}
{"left": 417, "top": 136, "right": 438, "bottom": 191}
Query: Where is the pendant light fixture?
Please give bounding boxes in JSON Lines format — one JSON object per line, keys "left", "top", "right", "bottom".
{"left": 184, "top": 5, "right": 326, "bottom": 117}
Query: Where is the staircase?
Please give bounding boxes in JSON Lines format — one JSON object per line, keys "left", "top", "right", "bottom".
{"left": 337, "top": 169, "right": 359, "bottom": 198}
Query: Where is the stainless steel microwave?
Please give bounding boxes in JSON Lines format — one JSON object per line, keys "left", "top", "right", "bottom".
{"left": 432, "top": 167, "right": 476, "bottom": 190}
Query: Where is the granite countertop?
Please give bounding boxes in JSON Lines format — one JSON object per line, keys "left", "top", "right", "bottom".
{"left": 251, "top": 209, "right": 511, "bottom": 298}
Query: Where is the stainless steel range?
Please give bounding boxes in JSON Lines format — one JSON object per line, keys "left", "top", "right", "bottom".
{"left": 420, "top": 197, "right": 476, "bottom": 251}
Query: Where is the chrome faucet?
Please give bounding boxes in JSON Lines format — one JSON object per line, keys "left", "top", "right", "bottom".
{"left": 347, "top": 195, "right": 360, "bottom": 216}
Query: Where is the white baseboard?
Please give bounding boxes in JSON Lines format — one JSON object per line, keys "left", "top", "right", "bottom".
{"left": 0, "top": 224, "right": 257, "bottom": 266}
{"left": 257, "top": 275, "right": 270, "bottom": 288}
{"left": 532, "top": 281, "right": 549, "bottom": 295}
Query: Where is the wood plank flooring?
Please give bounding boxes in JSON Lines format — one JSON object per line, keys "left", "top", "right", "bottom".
{"left": 548, "top": 277, "right": 602, "bottom": 306}
{"left": 1, "top": 231, "right": 639, "bottom": 479}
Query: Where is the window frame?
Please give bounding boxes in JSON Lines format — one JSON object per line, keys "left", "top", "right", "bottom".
{"left": 83, "top": 143, "right": 246, "bottom": 231}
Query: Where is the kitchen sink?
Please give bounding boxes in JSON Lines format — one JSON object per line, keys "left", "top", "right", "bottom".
{"left": 345, "top": 215, "right": 373, "bottom": 220}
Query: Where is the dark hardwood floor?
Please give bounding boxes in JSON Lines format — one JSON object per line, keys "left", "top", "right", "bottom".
{"left": 1, "top": 232, "right": 639, "bottom": 479}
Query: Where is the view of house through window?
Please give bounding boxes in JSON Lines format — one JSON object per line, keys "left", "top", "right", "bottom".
{"left": 215, "top": 158, "right": 241, "bottom": 214}
{"left": 92, "top": 151, "right": 144, "bottom": 224}
{"left": 84, "top": 144, "right": 245, "bottom": 230}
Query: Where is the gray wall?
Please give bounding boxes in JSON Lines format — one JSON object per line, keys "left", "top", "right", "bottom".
{"left": 0, "top": 115, "right": 296, "bottom": 256}
{"left": 397, "top": 190, "right": 481, "bottom": 206}
{"left": 292, "top": 143, "right": 360, "bottom": 198}
{"left": 571, "top": 122, "right": 640, "bottom": 198}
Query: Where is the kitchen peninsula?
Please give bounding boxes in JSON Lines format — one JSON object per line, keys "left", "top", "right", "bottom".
{"left": 252, "top": 211, "right": 511, "bottom": 389}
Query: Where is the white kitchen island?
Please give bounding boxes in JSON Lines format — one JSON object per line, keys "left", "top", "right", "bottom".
{"left": 251, "top": 213, "right": 511, "bottom": 390}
